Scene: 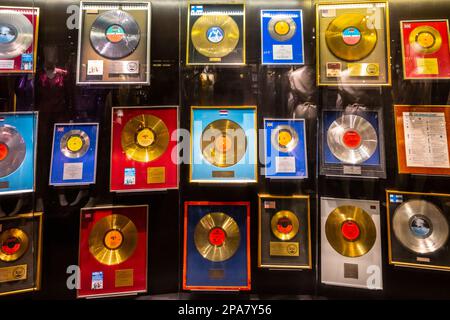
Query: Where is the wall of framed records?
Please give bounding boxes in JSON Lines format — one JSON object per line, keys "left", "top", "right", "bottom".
{"left": 0, "top": 0, "right": 450, "bottom": 301}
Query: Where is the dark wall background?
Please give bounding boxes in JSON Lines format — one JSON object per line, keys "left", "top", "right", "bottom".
{"left": 0, "top": 0, "right": 449, "bottom": 300}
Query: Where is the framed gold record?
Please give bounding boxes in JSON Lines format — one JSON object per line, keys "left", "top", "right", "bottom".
{"left": 315, "top": 1, "right": 391, "bottom": 86}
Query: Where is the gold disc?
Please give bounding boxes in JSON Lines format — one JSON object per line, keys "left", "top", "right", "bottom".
{"left": 409, "top": 25, "right": 442, "bottom": 54}
{"left": 88, "top": 214, "right": 138, "bottom": 266}
{"left": 271, "top": 210, "right": 299, "bottom": 241}
{"left": 201, "top": 119, "right": 247, "bottom": 168}
{"left": 191, "top": 15, "right": 240, "bottom": 58}
{"left": 325, "top": 13, "right": 378, "bottom": 62}
{"left": 325, "top": 205, "right": 376, "bottom": 257}
{"left": 0, "top": 228, "right": 29, "bottom": 262}
{"left": 194, "top": 212, "right": 240, "bottom": 262}
{"left": 121, "top": 114, "right": 169, "bottom": 163}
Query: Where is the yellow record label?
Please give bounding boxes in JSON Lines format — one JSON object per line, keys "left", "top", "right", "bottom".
{"left": 274, "top": 21, "right": 290, "bottom": 36}
{"left": 67, "top": 136, "right": 84, "bottom": 152}
{"left": 278, "top": 130, "right": 293, "bottom": 147}
{"left": 147, "top": 167, "right": 165, "bottom": 184}
{"left": 416, "top": 58, "right": 439, "bottom": 75}
{"left": 0, "top": 264, "right": 27, "bottom": 283}
{"left": 115, "top": 269, "right": 134, "bottom": 287}
{"left": 104, "top": 230, "right": 123, "bottom": 250}
{"left": 269, "top": 242, "right": 299, "bottom": 257}
{"left": 136, "top": 128, "right": 155, "bottom": 148}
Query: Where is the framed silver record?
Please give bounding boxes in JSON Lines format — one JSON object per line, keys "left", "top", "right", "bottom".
{"left": 0, "top": 125, "right": 26, "bottom": 178}
{"left": 270, "top": 124, "right": 299, "bottom": 153}
{"left": 0, "top": 9, "right": 33, "bottom": 59}
{"left": 268, "top": 15, "right": 297, "bottom": 42}
{"left": 59, "top": 130, "right": 90, "bottom": 159}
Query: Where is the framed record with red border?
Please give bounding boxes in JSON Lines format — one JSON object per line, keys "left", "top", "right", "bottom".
{"left": 401, "top": 19, "right": 450, "bottom": 79}
{"left": 183, "top": 201, "right": 251, "bottom": 291}
{"left": 0, "top": 6, "right": 39, "bottom": 74}
{"left": 110, "top": 106, "right": 179, "bottom": 192}
{"left": 77, "top": 205, "right": 148, "bottom": 298}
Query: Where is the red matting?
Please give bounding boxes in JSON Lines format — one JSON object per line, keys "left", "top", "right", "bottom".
{"left": 77, "top": 206, "right": 148, "bottom": 298}
{"left": 0, "top": 7, "right": 39, "bottom": 73}
{"left": 401, "top": 20, "right": 450, "bottom": 79}
{"left": 110, "top": 106, "right": 178, "bottom": 192}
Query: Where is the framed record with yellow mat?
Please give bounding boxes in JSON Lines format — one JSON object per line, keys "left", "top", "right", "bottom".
{"left": 321, "top": 197, "right": 382, "bottom": 289}
{"left": 77, "top": 205, "right": 148, "bottom": 298}
{"left": 387, "top": 190, "right": 450, "bottom": 272}
{"left": 183, "top": 201, "right": 250, "bottom": 291}
{"left": 258, "top": 194, "right": 312, "bottom": 270}
{"left": 394, "top": 105, "right": 450, "bottom": 176}
{"left": 316, "top": 1, "right": 391, "bottom": 86}
{"left": 76, "top": 1, "right": 151, "bottom": 85}
{"left": 0, "top": 6, "right": 39, "bottom": 73}
{"left": 186, "top": 2, "right": 245, "bottom": 65}
{"left": 0, "top": 212, "right": 42, "bottom": 296}
{"left": 110, "top": 106, "right": 179, "bottom": 192}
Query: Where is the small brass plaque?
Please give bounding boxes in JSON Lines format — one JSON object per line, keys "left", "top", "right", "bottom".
{"left": 212, "top": 171, "right": 235, "bottom": 178}
{"left": 347, "top": 63, "right": 380, "bottom": 77}
{"left": 269, "top": 242, "right": 299, "bottom": 257}
{"left": 147, "top": 167, "right": 165, "bottom": 184}
{"left": 0, "top": 264, "right": 27, "bottom": 283}
{"left": 115, "top": 269, "right": 134, "bottom": 288}
{"left": 208, "top": 269, "right": 225, "bottom": 280}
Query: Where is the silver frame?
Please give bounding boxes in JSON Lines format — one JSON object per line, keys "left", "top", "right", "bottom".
{"left": 263, "top": 118, "right": 308, "bottom": 180}
{"left": 110, "top": 105, "right": 180, "bottom": 193}
{"left": 48, "top": 122, "right": 100, "bottom": 187}
{"left": 76, "top": 1, "right": 151, "bottom": 85}
{"left": 260, "top": 9, "right": 305, "bottom": 66}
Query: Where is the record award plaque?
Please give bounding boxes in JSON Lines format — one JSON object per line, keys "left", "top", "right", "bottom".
{"left": 258, "top": 194, "right": 311, "bottom": 269}
{"left": 321, "top": 197, "right": 383, "bottom": 290}
{"left": 187, "top": 3, "right": 245, "bottom": 65}
{"left": 0, "top": 6, "right": 39, "bottom": 73}
{"left": 264, "top": 118, "right": 308, "bottom": 179}
{"left": 50, "top": 123, "right": 99, "bottom": 186}
{"left": 394, "top": 105, "right": 450, "bottom": 176}
{"left": 190, "top": 106, "right": 257, "bottom": 183}
{"left": 261, "top": 9, "right": 305, "bottom": 65}
{"left": 0, "top": 112, "right": 38, "bottom": 195}
{"left": 77, "top": 205, "right": 148, "bottom": 298}
{"left": 111, "top": 106, "right": 178, "bottom": 192}
{"left": 316, "top": 1, "right": 391, "bottom": 86}
{"left": 401, "top": 19, "right": 450, "bottom": 79}
{"left": 387, "top": 190, "right": 450, "bottom": 271}
{"left": 76, "top": 1, "right": 151, "bottom": 85}
{"left": 320, "top": 108, "right": 386, "bottom": 178}
{"left": 183, "top": 201, "right": 251, "bottom": 291}
{"left": 0, "top": 212, "right": 42, "bottom": 296}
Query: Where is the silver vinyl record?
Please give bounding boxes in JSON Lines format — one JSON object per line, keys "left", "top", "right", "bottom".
{"left": 327, "top": 114, "right": 378, "bottom": 164}
{"left": 0, "top": 125, "right": 26, "bottom": 178}
{"left": 393, "top": 200, "right": 449, "bottom": 254}
{"left": 270, "top": 124, "right": 299, "bottom": 153}
{"left": 268, "top": 16, "right": 296, "bottom": 42}
{"left": 90, "top": 10, "right": 140, "bottom": 60}
{"left": 0, "top": 10, "right": 33, "bottom": 59}
{"left": 60, "top": 130, "right": 90, "bottom": 159}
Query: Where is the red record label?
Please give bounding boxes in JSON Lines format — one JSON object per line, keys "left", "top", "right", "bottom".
{"left": 341, "top": 220, "right": 360, "bottom": 242}
{"left": 1, "top": 237, "right": 21, "bottom": 255}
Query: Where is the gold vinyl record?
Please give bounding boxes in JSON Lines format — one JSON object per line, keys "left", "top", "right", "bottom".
{"left": 194, "top": 212, "right": 240, "bottom": 262}
{"left": 191, "top": 15, "right": 240, "bottom": 58}
{"left": 121, "top": 114, "right": 169, "bottom": 163}
{"left": 88, "top": 214, "right": 138, "bottom": 266}
{"left": 393, "top": 200, "right": 449, "bottom": 254}
{"left": 327, "top": 114, "right": 378, "bottom": 165}
{"left": 271, "top": 210, "right": 299, "bottom": 241}
{"left": 409, "top": 25, "right": 442, "bottom": 54}
{"left": 268, "top": 16, "right": 297, "bottom": 42}
{"left": 325, "top": 13, "right": 378, "bottom": 62}
{"left": 0, "top": 228, "right": 29, "bottom": 262}
{"left": 270, "top": 125, "right": 299, "bottom": 153}
{"left": 325, "top": 205, "right": 376, "bottom": 257}
{"left": 201, "top": 119, "right": 247, "bottom": 168}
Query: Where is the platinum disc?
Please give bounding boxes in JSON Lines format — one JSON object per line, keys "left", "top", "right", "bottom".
{"left": 0, "top": 125, "right": 26, "bottom": 178}
{"left": 0, "top": 10, "right": 33, "bottom": 59}
{"left": 60, "top": 130, "right": 90, "bottom": 159}
{"left": 270, "top": 124, "right": 299, "bottom": 153}
{"left": 268, "top": 16, "right": 296, "bottom": 42}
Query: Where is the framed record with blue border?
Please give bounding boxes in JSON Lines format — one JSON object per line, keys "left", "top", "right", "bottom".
{"left": 263, "top": 118, "right": 307, "bottom": 179}
{"left": 183, "top": 201, "right": 251, "bottom": 291}
{"left": 186, "top": 2, "right": 245, "bottom": 65}
{"left": 261, "top": 9, "right": 304, "bottom": 65}
{"left": 320, "top": 107, "right": 386, "bottom": 178}
{"left": 190, "top": 106, "right": 257, "bottom": 183}
{"left": 0, "top": 112, "right": 37, "bottom": 195}
{"left": 49, "top": 123, "right": 99, "bottom": 186}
